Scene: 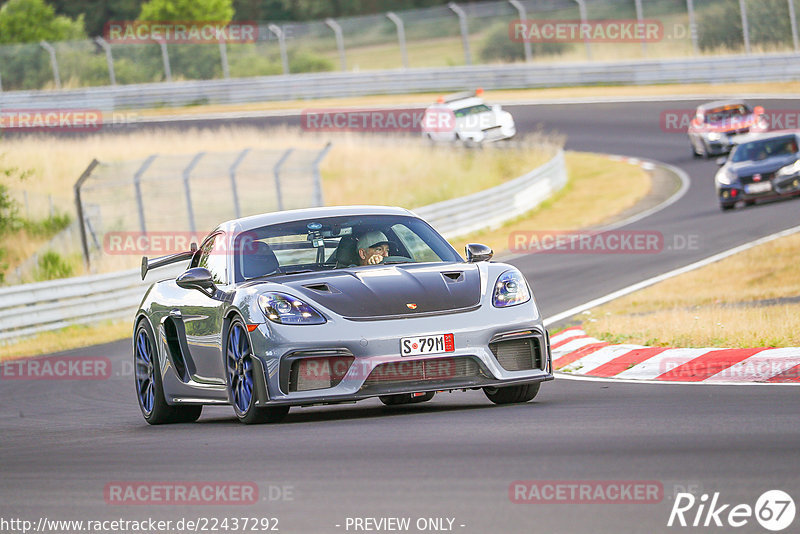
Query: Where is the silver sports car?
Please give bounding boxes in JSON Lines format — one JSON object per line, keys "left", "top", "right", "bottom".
{"left": 134, "top": 206, "right": 553, "bottom": 424}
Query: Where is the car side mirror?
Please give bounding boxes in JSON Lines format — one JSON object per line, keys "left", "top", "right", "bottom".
{"left": 176, "top": 267, "right": 216, "bottom": 293}
{"left": 716, "top": 156, "right": 728, "bottom": 166}
{"left": 466, "top": 243, "right": 493, "bottom": 263}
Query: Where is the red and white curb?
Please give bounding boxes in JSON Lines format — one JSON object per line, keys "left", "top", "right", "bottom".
{"left": 550, "top": 327, "right": 800, "bottom": 384}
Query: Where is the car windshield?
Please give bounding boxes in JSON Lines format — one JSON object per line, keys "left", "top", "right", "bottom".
{"left": 233, "top": 214, "right": 462, "bottom": 281}
{"left": 730, "top": 136, "right": 798, "bottom": 163}
{"left": 454, "top": 104, "right": 490, "bottom": 118}
{"left": 705, "top": 105, "right": 751, "bottom": 124}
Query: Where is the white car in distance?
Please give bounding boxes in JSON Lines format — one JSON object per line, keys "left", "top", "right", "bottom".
{"left": 422, "top": 89, "right": 516, "bottom": 145}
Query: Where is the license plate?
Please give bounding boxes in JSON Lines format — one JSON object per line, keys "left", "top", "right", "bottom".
{"left": 745, "top": 182, "right": 772, "bottom": 194}
{"left": 400, "top": 333, "right": 455, "bottom": 356}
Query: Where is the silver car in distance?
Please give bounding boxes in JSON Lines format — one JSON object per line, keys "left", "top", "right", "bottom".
{"left": 133, "top": 206, "right": 552, "bottom": 424}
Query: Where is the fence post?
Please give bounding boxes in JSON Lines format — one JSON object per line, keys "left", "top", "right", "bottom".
{"left": 0, "top": 70, "right": 4, "bottom": 92}
{"left": 158, "top": 40, "right": 173, "bottom": 82}
{"left": 312, "top": 142, "right": 332, "bottom": 207}
{"left": 386, "top": 12, "right": 409, "bottom": 68}
{"left": 634, "top": 0, "right": 647, "bottom": 56}
{"left": 789, "top": 0, "right": 799, "bottom": 52}
{"left": 229, "top": 148, "right": 250, "bottom": 218}
{"left": 572, "top": 0, "right": 592, "bottom": 60}
{"left": 39, "top": 41, "right": 62, "bottom": 89}
{"left": 268, "top": 24, "right": 290, "bottom": 74}
{"left": 325, "top": 18, "right": 347, "bottom": 71}
{"left": 182, "top": 152, "right": 205, "bottom": 233}
{"left": 95, "top": 37, "right": 117, "bottom": 86}
{"left": 133, "top": 155, "right": 157, "bottom": 234}
{"left": 686, "top": 0, "right": 699, "bottom": 55}
{"left": 508, "top": 0, "right": 532, "bottom": 63}
{"left": 739, "top": 0, "right": 751, "bottom": 54}
{"left": 74, "top": 159, "right": 100, "bottom": 267}
{"left": 219, "top": 39, "right": 230, "bottom": 79}
{"left": 273, "top": 149, "right": 293, "bottom": 211}
{"left": 447, "top": 2, "right": 472, "bottom": 66}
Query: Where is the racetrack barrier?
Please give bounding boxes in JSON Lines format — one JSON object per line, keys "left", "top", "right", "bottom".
{"left": 1, "top": 53, "right": 799, "bottom": 113}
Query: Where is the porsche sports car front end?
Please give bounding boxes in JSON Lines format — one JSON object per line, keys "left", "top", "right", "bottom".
{"left": 134, "top": 206, "right": 552, "bottom": 425}
{"left": 243, "top": 261, "right": 551, "bottom": 407}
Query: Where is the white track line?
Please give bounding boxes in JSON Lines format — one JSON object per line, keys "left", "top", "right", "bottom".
{"left": 543, "top": 223, "right": 800, "bottom": 328}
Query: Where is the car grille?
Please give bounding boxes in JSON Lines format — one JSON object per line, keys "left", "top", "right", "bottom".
{"left": 740, "top": 172, "right": 774, "bottom": 185}
{"left": 287, "top": 352, "right": 354, "bottom": 392}
{"left": 489, "top": 337, "right": 542, "bottom": 371}
{"left": 364, "top": 357, "right": 480, "bottom": 386}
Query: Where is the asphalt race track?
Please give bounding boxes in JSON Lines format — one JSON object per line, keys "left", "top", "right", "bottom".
{"left": 1, "top": 99, "right": 799, "bottom": 534}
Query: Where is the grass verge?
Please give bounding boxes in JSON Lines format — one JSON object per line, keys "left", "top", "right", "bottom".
{"left": 583, "top": 231, "right": 800, "bottom": 348}
{"left": 449, "top": 152, "right": 651, "bottom": 255}
{"left": 0, "top": 321, "right": 132, "bottom": 361}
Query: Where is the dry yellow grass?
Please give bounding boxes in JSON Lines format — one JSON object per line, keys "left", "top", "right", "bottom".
{"left": 0, "top": 321, "right": 132, "bottom": 360}
{"left": 0, "top": 127, "right": 553, "bottom": 215}
{"left": 583, "top": 232, "right": 800, "bottom": 348}
{"left": 449, "top": 152, "right": 650, "bottom": 255}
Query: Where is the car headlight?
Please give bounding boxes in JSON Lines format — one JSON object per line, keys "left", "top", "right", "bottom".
{"left": 258, "top": 293, "right": 326, "bottom": 325}
{"left": 492, "top": 270, "right": 531, "bottom": 308}
{"left": 777, "top": 160, "right": 800, "bottom": 177}
{"left": 707, "top": 132, "right": 722, "bottom": 142}
{"left": 716, "top": 169, "right": 735, "bottom": 185}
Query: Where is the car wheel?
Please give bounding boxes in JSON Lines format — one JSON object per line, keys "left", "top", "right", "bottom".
{"left": 483, "top": 383, "right": 540, "bottom": 405}
{"left": 379, "top": 392, "right": 435, "bottom": 406}
{"left": 226, "top": 319, "right": 288, "bottom": 424}
{"left": 691, "top": 138, "right": 702, "bottom": 158}
{"left": 134, "top": 320, "right": 202, "bottom": 424}
{"left": 698, "top": 140, "right": 710, "bottom": 158}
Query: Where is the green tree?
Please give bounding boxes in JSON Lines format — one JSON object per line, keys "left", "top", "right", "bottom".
{"left": 697, "top": 0, "right": 793, "bottom": 51}
{"left": 138, "top": 0, "right": 234, "bottom": 21}
{"left": 0, "top": 0, "right": 86, "bottom": 44}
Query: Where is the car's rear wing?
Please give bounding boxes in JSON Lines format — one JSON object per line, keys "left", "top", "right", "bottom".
{"left": 441, "top": 88, "right": 484, "bottom": 103}
{"left": 141, "top": 243, "right": 197, "bottom": 280}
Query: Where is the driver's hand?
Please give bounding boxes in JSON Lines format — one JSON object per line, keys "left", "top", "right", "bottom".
{"left": 367, "top": 253, "right": 384, "bottom": 265}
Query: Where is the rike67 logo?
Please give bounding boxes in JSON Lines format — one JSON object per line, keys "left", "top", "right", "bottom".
{"left": 668, "top": 490, "right": 795, "bottom": 531}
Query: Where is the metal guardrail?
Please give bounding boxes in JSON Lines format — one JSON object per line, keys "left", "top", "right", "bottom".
{"left": 416, "top": 148, "right": 566, "bottom": 239}
{"left": 1, "top": 53, "right": 799, "bottom": 112}
{"left": 0, "top": 148, "right": 566, "bottom": 344}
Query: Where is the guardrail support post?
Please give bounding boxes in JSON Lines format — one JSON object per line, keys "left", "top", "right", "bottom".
{"left": 686, "top": 0, "right": 699, "bottom": 55}
{"left": 268, "top": 24, "right": 290, "bottom": 74}
{"left": 39, "top": 41, "right": 62, "bottom": 89}
{"left": 789, "top": 0, "right": 799, "bottom": 52}
{"left": 508, "top": 0, "right": 532, "bottom": 62}
{"left": 133, "top": 155, "right": 157, "bottom": 234}
{"left": 572, "top": 0, "right": 592, "bottom": 60}
{"left": 312, "top": 142, "right": 332, "bottom": 207}
{"left": 386, "top": 12, "right": 409, "bottom": 68}
{"left": 74, "top": 159, "right": 100, "bottom": 267}
{"left": 95, "top": 37, "right": 117, "bottom": 86}
{"left": 229, "top": 148, "right": 250, "bottom": 218}
{"left": 158, "top": 40, "right": 173, "bottom": 82}
{"left": 447, "top": 2, "right": 472, "bottom": 66}
{"left": 0, "top": 71, "right": 3, "bottom": 92}
{"left": 182, "top": 152, "right": 205, "bottom": 234}
{"left": 219, "top": 39, "right": 230, "bottom": 79}
{"left": 273, "top": 149, "right": 293, "bottom": 211}
{"left": 634, "top": 0, "right": 647, "bottom": 56}
{"left": 325, "top": 18, "right": 347, "bottom": 71}
{"left": 739, "top": 0, "right": 751, "bottom": 54}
